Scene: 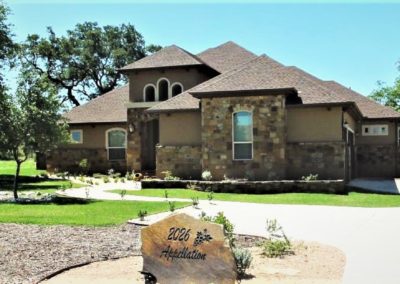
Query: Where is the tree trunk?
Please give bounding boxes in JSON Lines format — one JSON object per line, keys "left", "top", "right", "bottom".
{"left": 13, "top": 161, "right": 21, "bottom": 200}
{"left": 67, "top": 88, "right": 80, "bottom": 106}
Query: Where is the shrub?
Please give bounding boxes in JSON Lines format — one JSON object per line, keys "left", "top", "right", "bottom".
{"left": 162, "top": 170, "right": 180, "bottom": 181}
{"left": 114, "top": 177, "right": 119, "bottom": 183}
{"left": 120, "top": 189, "right": 127, "bottom": 199}
{"left": 202, "top": 170, "right": 212, "bottom": 181}
{"left": 78, "top": 175, "right": 85, "bottom": 183}
{"left": 301, "top": 173, "right": 318, "bottom": 181}
{"left": 120, "top": 177, "right": 125, "bottom": 183}
{"left": 103, "top": 176, "right": 110, "bottom": 183}
{"left": 164, "top": 190, "right": 169, "bottom": 200}
{"left": 168, "top": 201, "right": 176, "bottom": 212}
{"left": 233, "top": 247, "right": 253, "bottom": 278}
{"left": 126, "top": 172, "right": 133, "bottom": 181}
{"left": 186, "top": 181, "right": 200, "bottom": 191}
{"left": 138, "top": 210, "right": 148, "bottom": 221}
{"left": 202, "top": 212, "right": 235, "bottom": 247}
{"left": 207, "top": 191, "right": 214, "bottom": 202}
{"left": 262, "top": 219, "right": 293, "bottom": 258}
{"left": 78, "top": 158, "right": 90, "bottom": 175}
{"left": 108, "top": 168, "right": 115, "bottom": 177}
{"left": 191, "top": 196, "right": 199, "bottom": 207}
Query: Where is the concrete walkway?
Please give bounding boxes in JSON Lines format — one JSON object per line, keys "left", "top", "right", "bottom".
{"left": 349, "top": 178, "right": 400, "bottom": 194}
{"left": 61, "top": 183, "right": 400, "bottom": 284}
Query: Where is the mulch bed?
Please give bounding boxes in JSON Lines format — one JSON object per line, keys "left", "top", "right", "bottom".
{"left": 0, "top": 223, "right": 140, "bottom": 284}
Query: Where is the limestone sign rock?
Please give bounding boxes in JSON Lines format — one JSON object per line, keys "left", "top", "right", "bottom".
{"left": 141, "top": 213, "right": 237, "bottom": 284}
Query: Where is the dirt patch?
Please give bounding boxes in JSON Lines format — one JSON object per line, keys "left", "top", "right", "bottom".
{"left": 42, "top": 241, "right": 345, "bottom": 283}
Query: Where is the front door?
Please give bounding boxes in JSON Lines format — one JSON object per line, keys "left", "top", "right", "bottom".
{"left": 141, "top": 119, "right": 159, "bottom": 171}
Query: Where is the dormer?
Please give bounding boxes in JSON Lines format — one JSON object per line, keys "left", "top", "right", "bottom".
{"left": 119, "top": 45, "right": 218, "bottom": 104}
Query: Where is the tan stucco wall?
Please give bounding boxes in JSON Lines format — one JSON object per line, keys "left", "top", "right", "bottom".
{"left": 127, "top": 67, "right": 211, "bottom": 102}
{"left": 66, "top": 123, "right": 127, "bottom": 149}
{"left": 355, "top": 120, "right": 396, "bottom": 145}
{"left": 159, "top": 112, "right": 201, "bottom": 146}
{"left": 286, "top": 106, "right": 343, "bottom": 142}
{"left": 343, "top": 111, "right": 356, "bottom": 132}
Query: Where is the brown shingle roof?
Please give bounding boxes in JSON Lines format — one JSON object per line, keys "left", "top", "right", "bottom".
{"left": 120, "top": 45, "right": 203, "bottom": 71}
{"left": 63, "top": 85, "right": 129, "bottom": 124}
{"left": 324, "top": 81, "right": 400, "bottom": 118}
{"left": 197, "top": 41, "right": 258, "bottom": 73}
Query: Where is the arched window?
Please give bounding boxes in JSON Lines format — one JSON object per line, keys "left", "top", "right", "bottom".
{"left": 171, "top": 83, "right": 183, "bottom": 97}
{"left": 232, "top": 111, "right": 253, "bottom": 160}
{"left": 106, "top": 128, "right": 127, "bottom": 161}
{"left": 158, "top": 78, "right": 169, "bottom": 101}
{"left": 143, "top": 84, "right": 156, "bottom": 102}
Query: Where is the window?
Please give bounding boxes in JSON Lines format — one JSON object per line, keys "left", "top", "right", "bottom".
{"left": 143, "top": 84, "right": 156, "bottom": 102}
{"left": 171, "top": 83, "right": 183, "bottom": 97}
{"left": 362, "top": 124, "right": 388, "bottom": 136}
{"left": 70, "top": 130, "right": 83, "bottom": 144}
{"left": 158, "top": 79, "right": 169, "bottom": 101}
{"left": 106, "top": 129, "right": 126, "bottom": 160}
{"left": 232, "top": 111, "right": 253, "bottom": 160}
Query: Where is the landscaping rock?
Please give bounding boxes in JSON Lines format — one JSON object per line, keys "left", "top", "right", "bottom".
{"left": 0, "top": 223, "right": 140, "bottom": 284}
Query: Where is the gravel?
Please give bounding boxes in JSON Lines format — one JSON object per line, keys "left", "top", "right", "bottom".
{"left": 0, "top": 223, "right": 141, "bottom": 284}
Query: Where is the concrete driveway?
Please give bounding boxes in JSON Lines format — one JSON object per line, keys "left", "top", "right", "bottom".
{"left": 133, "top": 201, "right": 400, "bottom": 284}
{"left": 349, "top": 178, "right": 400, "bottom": 194}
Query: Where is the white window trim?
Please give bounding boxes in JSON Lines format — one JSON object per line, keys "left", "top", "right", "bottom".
{"left": 105, "top": 128, "right": 127, "bottom": 161}
{"left": 232, "top": 111, "right": 253, "bottom": 161}
{"left": 171, "top": 82, "right": 184, "bottom": 96}
{"left": 70, "top": 129, "right": 83, "bottom": 144}
{"left": 156, "top": 77, "right": 171, "bottom": 101}
{"left": 362, "top": 124, "right": 389, "bottom": 136}
{"left": 143, "top": 83, "right": 156, "bottom": 102}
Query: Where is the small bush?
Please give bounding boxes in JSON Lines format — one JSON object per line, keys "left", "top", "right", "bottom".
{"left": 207, "top": 191, "right": 214, "bottom": 202}
{"left": 168, "top": 201, "right": 176, "bottom": 212}
{"left": 114, "top": 177, "right": 119, "bottom": 183}
{"left": 126, "top": 172, "right": 133, "bottom": 181}
{"left": 262, "top": 219, "right": 293, "bottom": 258}
{"left": 120, "top": 178, "right": 125, "bottom": 183}
{"left": 202, "top": 212, "right": 235, "bottom": 247}
{"left": 301, "top": 173, "right": 318, "bottom": 181}
{"left": 191, "top": 196, "right": 199, "bottom": 207}
{"left": 78, "top": 159, "right": 90, "bottom": 175}
{"left": 78, "top": 175, "right": 85, "bottom": 183}
{"left": 107, "top": 168, "right": 115, "bottom": 177}
{"left": 202, "top": 170, "right": 213, "bottom": 181}
{"left": 138, "top": 210, "right": 148, "bottom": 220}
{"left": 162, "top": 170, "right": 180, "bottom": 181}
{"left": 120, "top": 189, "right": 127, "bottom": 199}
{"left": 103, "top": 176, "right": 110, "bottom": 183}
{"left": 186, "top": 181, "right": 200, "bottom": 191}
{"left": 164, "top": 190, "right": 169, "bottom": 200}
{"left": 233, "top": 247, "right": 253, "bottom": 278}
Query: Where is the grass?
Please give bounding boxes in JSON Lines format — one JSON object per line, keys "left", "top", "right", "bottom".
{"left": 108, "top": 188, "right": 400, "bottom": 208}
{"left": 0, "top": 159, "right": 45, "bottom": 176}
{"left": 0, "top": 200, "right": 190, "bottom": 226}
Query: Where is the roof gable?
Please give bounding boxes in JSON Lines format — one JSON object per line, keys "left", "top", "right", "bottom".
{"left": 197, "top": 41, "right": 258, "bottom": 73}
{"left": 120, "top": 45, "right": 203, "bottom": 71}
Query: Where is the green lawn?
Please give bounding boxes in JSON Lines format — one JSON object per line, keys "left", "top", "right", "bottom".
{"left": 0, "top": 200, "right": 190, "bottom": 226}
{"left": 0, "top": 159, "right": 45, "bottom": 176}
{"left": 108, "top": 188, "right": 400, "bottom": 208}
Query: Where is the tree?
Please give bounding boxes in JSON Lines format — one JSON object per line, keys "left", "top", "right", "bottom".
{"left": 0, "top": 72, "right": 69, "bottom": 199}
{"left": 21, "top": 22, "right": 149, "bottom": 106}
{"left": 0, "top": 2, "right": 15, "bottom": 82}
{"left": 370, "top": 63, "right": 400, "bottom": 111}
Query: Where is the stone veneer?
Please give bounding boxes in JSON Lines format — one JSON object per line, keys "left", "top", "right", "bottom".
{"left": 156, "top": 145, "right": 201, "bottom": 179}
{"left": 286, "top": 142, "right": 346, "bottom": 180}
{"left": 46, "top": 148, "right": 126, "bottom": 173}
{"left": 127, "top": 108, "right": 156, "bottom": 171}
{"left": 201, "top": 95, "right": 286, "bottom": 180}
{"left": 355, "top": 144, "right": 397, "bottom": 177}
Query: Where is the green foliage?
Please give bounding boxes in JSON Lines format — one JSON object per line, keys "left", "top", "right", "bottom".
{"left": 162, "top": 170, "right": 180, "bottom": 181}
{"left": 78, "top": 158, "right": 90, "bottom": 175}
{"left": 164, "top": 190, "right": 169, "bottom": 200}
{"left": 301, "top": 173, "right": 318, "bottom": 181}
{"left": 168, "top": 201, "right": 176, "bottom": 212}
{"left": 201, "top": 170, "right": 213, "bottom": 181}
{"left": 120, "top": 189, "right": 127, "bottom": 199}
{"left": 202, "top": 212, "right": 235, "bottom": 247}
{"left": 233, "top": 247, "right": 253, "bottom": 278}
{"left": 370, "top": 75, "right": 400, "bottom": 111}
{"left": 137, "top": 209, "right": 148, "bottom": 220}
{"left": 191, "top": 196, "right": 199, "bottom": 207}
{"left": 262, "top": 219, "right": 293, "bottom": 258}
{"left": 207, "top": 191, "right": 214, "bottom": 202}
{"left": 20, "top": 22, "right": 150, "bottom": 106}
{"left": 102, "top": 176, "right": 110, "bottom": 183}
{"left": 0, "top": 2, "right": 15, "bottom": 82}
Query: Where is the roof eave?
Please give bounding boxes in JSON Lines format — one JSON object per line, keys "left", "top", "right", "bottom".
{"left": 190, "top": 88, "right": 298, "bottom": 99}
{"left": 145, "top": 107, "right": 200, "bottom": 114}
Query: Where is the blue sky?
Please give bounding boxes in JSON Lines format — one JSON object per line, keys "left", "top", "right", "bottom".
{"left": 5, "top": 1, "right": 400, "bottom": 95}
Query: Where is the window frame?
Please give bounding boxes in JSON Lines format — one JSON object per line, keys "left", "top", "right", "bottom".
{"left": 362, "top": 124, "right": 389, "bottom": 136}
{"left": 232, "top": 111, "right": 253, "bottom": 161}
{"left": 171, "top": 82, "right": 184, "bottom": 97}
{"left": 70, "top": 129, "right": 83, "bottom": 144}
{"left": 156, "top": 77, "right": 171, "bottom": 101}
{"left": 143, "top": 83, "right": 156, "bottom": 102}
{"left": 105, "top": 128, "right": 127, "bottom": 161}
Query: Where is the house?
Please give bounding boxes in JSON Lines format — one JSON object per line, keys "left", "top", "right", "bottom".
{"left": 46, "top": 41, "right": 400, "bottom": 181}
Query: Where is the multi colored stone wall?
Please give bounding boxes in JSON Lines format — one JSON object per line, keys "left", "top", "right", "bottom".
{"left": 286, "top": 142, "right": 346, "bottom": 180}
{"left": 156, "top": 145, "right": 201, "bottom": 179}
{"left": 355, "top": 144, "right": 397, "bottom": 177}
{"left": 201, "top": 95, "right": 286, "bottom": 180}
{"left": 46, "top": 148, "right": 127, "bottom": 174}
